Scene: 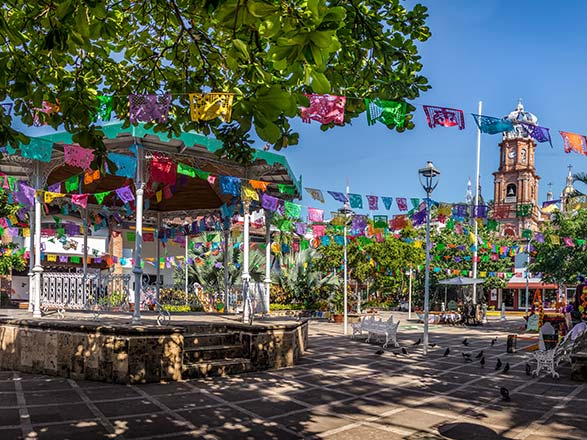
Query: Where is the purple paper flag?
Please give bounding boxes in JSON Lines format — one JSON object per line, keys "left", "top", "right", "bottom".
{"left": 48, "top": 182, "right": 61, "bottom": 193}
{"left": 129, "top": 94, "right": 171, "bottom": 124}
{"left": 473, "top": 205, "right": 489, "bottom": 218}
{"left": 327, "top": 191, "right": 348, "bottom": 203}
{"left": 452, "top": 204, "right": 468, "bottom": 218}
{"left": 352, "top": 215, "right": 368, "bottom": 234}
{"left": 261, "top": 193, "right": 278, "bottom": 212}
{"left": 295, "top": 222, "right": 307, "bottom": 235}
{"left": 15, "top": 181, "right": 35, "bottom": 208}
{"left": 115, "top": 186, "right": 135, "bottom": 203}
{"left": 411, "top": 209, "right": 427, "bottom": 226}
{"left": 366, "top": 195, "right": 378, "bottom": 210}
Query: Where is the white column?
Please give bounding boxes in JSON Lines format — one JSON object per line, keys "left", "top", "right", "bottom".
{"left": 408, "top": 268, "right": 412, "bottom": 320}
{"left": 82, "top": 209, "right": 88, "bottom": 302}
{"left": 242, "top": 201, "right": 251, "bottom": 322}
{"left": 27, "top": 208, "right": 35, "bottom": 312}
{"left": 184, "top": 235, "right": 189, "bottom": 297}
{"left": 155, "top": 212, "right": 161, "bottom": 305}
{"left": 32, "top": 162, "right": 42, "bottom": 318}
{"left": 132, "top": 146, "right": 144, "bottom": 324}
{"left": 472, "top": 100, "right": 483, "bottom": 305}
{"left": 223, "top": 228, "right": 230, "bottom": 312}
{"left": 343, "top": 221, "right": 348, "bottom": 335}
{"left": 264, "top": 210, "right": 271, "bottom": 315}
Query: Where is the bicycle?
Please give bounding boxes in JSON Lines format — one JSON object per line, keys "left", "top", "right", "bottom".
{"left": 140, "top": 275, "right": 171, "bottom": 326}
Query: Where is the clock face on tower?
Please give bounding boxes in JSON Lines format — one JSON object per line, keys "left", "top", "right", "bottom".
{"left": 508, "top": 148, "right": 516, "bottom": 161}
{"left": 521, "top": 149, "right": 527, "bottom": 164}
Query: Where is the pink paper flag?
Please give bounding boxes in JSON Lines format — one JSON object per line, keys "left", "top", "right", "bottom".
{"left": 312, "top": 224, "right": 326, "bottom": 237}
{"left": 207, "top": 175, "right": 216, "bottom": 185}
{"left": 563, "top": 237, "right": 575, "bottom": 247}
{"left": 308, "top": 208, "right": 324, "bottom": 223}
{"left": 71, "top": 193, "right": 89, "bottom": 208}
{"left": 396, "top": 198, "right": 408, "bottom": 211}
{"left": 301, "top": 94, "right": 346, "bottom": 125}
{"left": 366, "top": 195, "right": 378, "bottom": 210}
{"left": 63, "top": 144, "right": 95, "bottom": 169}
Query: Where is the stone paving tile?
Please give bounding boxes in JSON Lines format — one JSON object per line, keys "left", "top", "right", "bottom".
{"left": 94, "top": 397, "right": 161, "bottom": 417}
{"left": 206, "top": 421, "right": 302, "bottom": 439}
{"left": 134, "top": 381, "right": 195, "bottom": 396}
{"left": 21, "top": 378, "right": 72, "bottom": 392}
{"left": 324, "top": 396, "right": 402, "bottom": 421}
{"left": 177, "top": 405, "right": 251, "bottom": 429}
{"left": 326, "top": 424, "right": 405, "bottom": 439}
{"left": 235, "top": 396, "right": 308, "bottom": 419}
{"left": 81, "top": 384, "right": 143, "bottom": 401}
{"left": 0, "top": 428, "right": 23, "bottom": 440}
{"left": 24, "top": 389, "right": 83, "bottom": 406}
{"left": 0, "top": 406, "right": 20, "bottom": 426}
{"left": 109, "top": 413, "right": 192, "bottom": 439}
{"left": 274, "top": 409, "right": 354, "bottom": 435}
{"left": 0, "top": 380, "right": 16, "bottom": 392}
{"left": 378, "top": 408, "right": 454, "bottom": 431}
{"left": 0, "top": 391, "right": 18, "bottom": 407}
{"left": 33, "top": 420, "right": 111, "bottom": 440}
{"left": 155, "top": 391, "right": 223, "bottom": 411}
{"left": 289, "top": 387, "right": 352, "bottom": 407}
{"left": 27, "top": 403, "right": 95, "bottom": 424}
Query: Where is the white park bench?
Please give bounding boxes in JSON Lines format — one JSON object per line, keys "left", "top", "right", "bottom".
{"left": 352, "top": 315, "right": 400, "bottom": 348}
{"left": 533, "top": 322, "right": 587, "bottom": 378}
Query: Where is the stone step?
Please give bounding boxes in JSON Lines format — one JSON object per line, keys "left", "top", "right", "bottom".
{"left": 183, "top": 344, "right": 244, "bottom": 362}
{"left": 182, "top": 324, "right": 229, "bottom": 334}
{"left": 182, "top": 358, "right": 252, "bottom": 379}
{"left": 184, "top": 332, "right": 240, "bottom": 349}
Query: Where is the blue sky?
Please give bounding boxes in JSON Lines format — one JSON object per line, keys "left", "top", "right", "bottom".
{"left": 280, "top": 1, "right": 587, "bottom": 215}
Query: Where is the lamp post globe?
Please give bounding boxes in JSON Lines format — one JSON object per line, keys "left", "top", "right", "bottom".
{"left": 418, "top": 161, "right": 440, "bottom": 355}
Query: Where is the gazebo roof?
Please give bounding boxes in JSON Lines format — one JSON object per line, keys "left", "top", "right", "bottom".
{"left": 1, "top": 122, "right": 302, "bottom": 217}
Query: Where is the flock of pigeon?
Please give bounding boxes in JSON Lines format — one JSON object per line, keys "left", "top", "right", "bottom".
{"left": 374, "top": 336, "right": 532, "bottom": 403}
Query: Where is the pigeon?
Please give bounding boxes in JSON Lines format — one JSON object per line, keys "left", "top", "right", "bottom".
{"left": 525, "top": 363, "right": 532, "bottom": 376}
{"left": 443, "top": 347, "right": 450, "bottom": 357}
{"left": 476, "top": 350, "right": 484, "bottom": 359}
{"left": 401, "top": 347, "right": 409, "bottom": 355}
{"left": 375, "top": 349, "right": 385, "bottom": 356}
{"left": 500, "top": 386, "right": 511, "bottom": 401}
{"left": 491, "top": 337, "right": 497, "bottom": 346}
{"left": 480, "top": 356, "right": 485, "bottom": 368}
{"left": 413, "top": 338, "right": 422, "bottom": 346}
{"left": 429, "top": 343, "right": 437, "bottom": 348}
{"left": 462, "top": 338, "right": 469, "bottom": 346}
{"left": 502, "top": 362, "right": 510, "bottom": 374}
{"left": 462, "top": 352, "right": 472, "bottom": 363}
{"left": 495, "top": 358, "right": 502, "bottom": 370}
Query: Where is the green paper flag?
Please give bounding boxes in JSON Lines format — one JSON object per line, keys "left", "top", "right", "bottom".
{"left": 277, "top": 219, "right": 292, "bottom": 232}
{"left": 177, "top": 162, "right": 196, "bottom": 178}
{"left": 522, "top": 229, "right": 533, "bottom": 239}
{"left": 194, "top": 169, "right": 210, "bottom": 180}
{"left": 365, "top": 98, "right": 407, "bottom": 128}
{"left": 373, "top": 215, "right": 388, "bottom": 228}
{"left": 278, "top": 184, "right": 296, "bottom": 195}
{"left": 284, "top": 201, "right": 301, "bottom": 218}
{"left": 65, "top": 175, "right": 79, "bottom": 192}
{"left": 446, "top": 219, "right": 454, "bottom": 231}
{"left": 94, "top": 191, "right": 110, "bottom": 204}
{"left": 70, "top": 256, "right": 80, "bottom": 263}
{"left": 126, "top": 232, "right": 136, "bottom": 242}
{"left": 301, "top": 240, "right": 309, "bottom": 250}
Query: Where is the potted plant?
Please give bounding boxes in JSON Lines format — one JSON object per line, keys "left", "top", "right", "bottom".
{"left": 330, "top": 290, "right": 345, "bottom": 324}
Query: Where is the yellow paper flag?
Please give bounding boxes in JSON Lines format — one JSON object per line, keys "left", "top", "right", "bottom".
{"left": 44, "top": 192, "right": 66, "bottom": 203}
{"left": 189, "top": 93, "right": 234, "bottom": 123}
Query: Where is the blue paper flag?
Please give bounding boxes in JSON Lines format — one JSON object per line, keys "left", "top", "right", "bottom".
{"left": 219, "top": 176, "right": 241, "bottom": 197}
{"left": 471, "top": 114, "right": 514, "bottom": 135}
{"left": 108, "top": 152, "right": 137, "bottom": 179}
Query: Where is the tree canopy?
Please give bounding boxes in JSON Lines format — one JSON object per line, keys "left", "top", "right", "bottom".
{"left": 1, "top": 0, "right": 431, "bottom": 163}
{"left": 530, "top": 209, "right": 587, "bottom": 285}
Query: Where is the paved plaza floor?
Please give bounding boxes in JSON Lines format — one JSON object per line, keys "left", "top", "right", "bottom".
{"left": 0, "top": 313, "right": 584, "bottom": 439}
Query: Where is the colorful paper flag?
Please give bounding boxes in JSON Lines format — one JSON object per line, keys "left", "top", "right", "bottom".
{"left": 365, "top": 99, "right": 406, "bottom": 128}
{"left": 189, "top": 92, "right": 234, "bottom": 123}
{"left": 305, "top": 187, "right": 325, "bottom": 203}
{"left": 301, "top": 94, "right": 346, "bottom": 125}
{"left": 423, "top": 105, "right": 465, "bottom": 130}
{"left": 129, "top": 94, "right": 171, "bottom": 124}
{"left": 471, "top": 114, "right": 514, "bottom": 134}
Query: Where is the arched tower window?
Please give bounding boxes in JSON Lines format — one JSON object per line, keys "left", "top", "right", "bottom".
{"left": 505, "top": 183, "right": 517, "bottom": 202}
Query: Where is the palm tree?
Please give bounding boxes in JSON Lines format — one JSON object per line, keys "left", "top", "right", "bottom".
{"left": 271, "top": 248, "right": 340, "bottom": 305}
{"left": 174, "top": 241, "right": 265, "bottom": 295}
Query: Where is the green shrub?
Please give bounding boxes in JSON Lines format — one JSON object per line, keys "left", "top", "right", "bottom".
{"left": 160, "top": 288, "right": 188, "bottom": 304}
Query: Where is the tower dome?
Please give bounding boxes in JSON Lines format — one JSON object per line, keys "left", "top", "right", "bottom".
{"left": 505, "top": 99, "right": 538, "bottom": 126}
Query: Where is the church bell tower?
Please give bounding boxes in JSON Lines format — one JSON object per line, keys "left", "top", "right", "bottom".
{"left": 492, "top": 100, "right": 540, "bottom": 237}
